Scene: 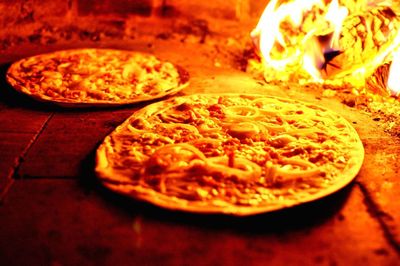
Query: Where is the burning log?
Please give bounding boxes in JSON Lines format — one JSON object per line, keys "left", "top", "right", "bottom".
{"left": 366, "top": 49, "right": 400, "bottom": 97}
{"left": 325, "top": 6, "right": 399, "bottom": 79}
{"left": 366, "top": 63, "right": 391, "bottom": 96}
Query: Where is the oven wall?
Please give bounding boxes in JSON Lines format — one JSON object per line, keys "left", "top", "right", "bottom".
{"left": 0, "top": 0, "right": 267, "bottom": 52}
{"left": 0, "top": 0, "right": 267, "bottom": 25}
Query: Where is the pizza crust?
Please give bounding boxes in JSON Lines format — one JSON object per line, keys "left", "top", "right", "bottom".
{"left": 6, "top": 48, "right": 189, "bottom": 107}
{"left": 95, "top": 93, "right": 364, "bottom": 216}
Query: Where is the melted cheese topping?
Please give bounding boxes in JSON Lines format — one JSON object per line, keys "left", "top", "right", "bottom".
{"left": 7, "top": 49, "right": 188, "bottom": 106}
{"left": 96, "top": 94, "right": 364, "bottom": 215}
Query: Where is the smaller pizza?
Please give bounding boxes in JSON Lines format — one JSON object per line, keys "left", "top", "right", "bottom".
{"left": 6, "top": 48, "right": 189, "bottom": 107}
{"left": 95, "top": 94, "right": 364, "bottom": 216}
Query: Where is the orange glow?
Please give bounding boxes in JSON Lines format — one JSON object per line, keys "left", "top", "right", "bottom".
{"left": 388, "top": 49, "right": 400, "bottom": 97}
{"left": 251, "top": 0, "right": 348, "bottom": 81}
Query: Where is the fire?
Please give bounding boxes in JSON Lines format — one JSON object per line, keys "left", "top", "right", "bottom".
{"left": 251, "top": 0, "right": 348, "bottom": 81}
{"left": 251, "top": 0, "right": 400, "bottom": 93}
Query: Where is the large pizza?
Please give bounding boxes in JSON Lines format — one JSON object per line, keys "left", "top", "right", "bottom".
{"left": 95, "top": 93, "right": 364, "bottom": 216}
{"left": 6, "top": 48, "right": 189, "bottom": 107}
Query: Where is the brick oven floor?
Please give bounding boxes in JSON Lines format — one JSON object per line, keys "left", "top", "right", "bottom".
{"left": 0, "top": 39, "right": 400, "bottom": 265}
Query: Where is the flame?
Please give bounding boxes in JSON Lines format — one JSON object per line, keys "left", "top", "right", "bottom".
{"left": 251, "top": 0, "right": 349, "bottom": 81}
{"left": 252, "top": 0, "right": 400, "bottom": 99}
{"left": 303, "top": 0, "right": 348, "bottom": 79}
{"left": 325, "top": 0, "right": 348, "bottom": 50}
{"left": 388, "top": 49, "right": 400, "bottom": 96}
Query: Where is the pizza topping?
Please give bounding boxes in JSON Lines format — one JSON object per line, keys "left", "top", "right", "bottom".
{"left": 268, "top": 134, "right": 297, "bottom": 148}
{"left": 208, "top": 104, "right": 225, "bottom": 119}
{"left": 274, "top": 158, "right": 322, "bottom": 182}
{"left": 204, "top": 156, "right": 262, "bottom": 182}
{"left": 226, "top": 122, "right": 261, "bottom": 139}
{"left": 144, "top": 143, "right": 206, "bottom": 175}
{"left": 224, "top": 106, "right": 260, "bottom": 121}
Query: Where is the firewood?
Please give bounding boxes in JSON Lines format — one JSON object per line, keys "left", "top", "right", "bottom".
{"left": 366, "top": 63, "right": 391, "bottom": 96}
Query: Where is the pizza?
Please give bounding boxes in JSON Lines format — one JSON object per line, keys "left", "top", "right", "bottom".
{"left": 95, "top": 93, "right": 364, "bottom": 216}
{"left": 6, "top": 48, "right": 189, "bottom": 107}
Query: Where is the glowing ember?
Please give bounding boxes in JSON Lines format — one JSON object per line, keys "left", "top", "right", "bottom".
{"left": 388, "top": 49, "right": 400, "bottom": 96}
